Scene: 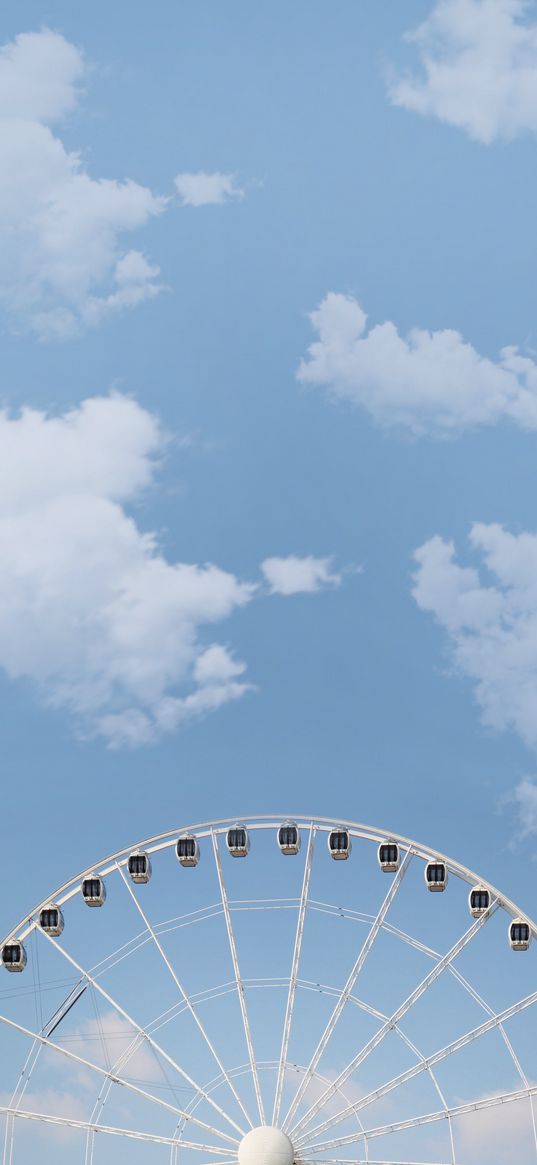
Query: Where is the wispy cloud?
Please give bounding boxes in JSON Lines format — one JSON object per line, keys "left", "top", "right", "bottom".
{"left": 261, "top": 555, "right": 342, "bottom": 595}
{"left": 507, "top": 776, "right": 537, "bottom": 839}
{"left": 174, "top": 171, "right": 245, "bottom": 206}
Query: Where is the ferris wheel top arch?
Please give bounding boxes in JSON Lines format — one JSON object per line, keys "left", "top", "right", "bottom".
{"left": 4, "top": 812, "right": 534, "bottom": 947}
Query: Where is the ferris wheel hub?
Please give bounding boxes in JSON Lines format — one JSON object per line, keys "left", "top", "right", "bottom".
{"left": 238, "top": 1125, "right": 294, "bottom": 1165}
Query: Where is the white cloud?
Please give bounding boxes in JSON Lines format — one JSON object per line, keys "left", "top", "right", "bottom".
{"left": 174, "top": 170, "right": 245, "bottom": 206}
{"left": 0, "top": 393, "right": 258, "bottom": 747}
{"left": 0, "top": 29, "right": 167, "bottom": 338}
{"left": 0, "top": 395, "right": 336, "bottom": 747}
{"left": 0, "top": 25, "right": 83, "bottom": 121}
{"left": 389, "top": 0, "right": 537, "bottom": 144}
{"left": 298, "top": 291, "right": 537, "bottom": 435}
{"left": 261, "top": 555, "right": 342, "bottom": 595}
{"left": 412, "top": 523, "right": 537, "bottom": 748}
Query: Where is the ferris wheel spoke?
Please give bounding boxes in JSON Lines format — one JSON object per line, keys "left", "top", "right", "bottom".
{"left": 272, "top": 825, "right": 316, "bottom": 1127}
{"left": 294, "top": 981, "right": 537, "bottom": 1147}
{"left": 115, "top": 861, "right": 252, "bottom": 1132}
{"left": 37, "top": 929, "right": 240, "bottom": 1144}
{"left": 0, "top": 1009, "right": 240, "bottom": 1148}
{"left": 299, "top": 1160, "right": 454, "bottom": 1164}
{"left": 291, "top": 903, "right": 497, "bottom": 1143}
{"left": 0, "top": 1105, "right": 236, "bottom": 1153}
{"left": 212, "top": 831, "right": 266, "bottom": 1125}
{"left": 302, "top": 1084, "right": 537, "bottom": 1154}
{"left": 285, "top": 850, "right": 413, "bottom": 1137}
{"left": 298, "top": 1159, "right": 453, "bottom": 1164}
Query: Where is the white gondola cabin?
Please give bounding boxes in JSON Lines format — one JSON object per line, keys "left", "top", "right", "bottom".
{"left": 128, "top": 850, "right": 152, "bottom": 884}
{"left": 277, "top": 822, "right": 301, "bottom": 855}
{"left": 509, "top": 918, "right": 531, "bottom": 951}
{"left": 82, "top": 875, "right": 106, "bottom": 907}
{"left": 227, "top": 825, "right": 250, "bottom": 857}
{"left": 378, "top": 841, "right": 400, "bottom": 873}
{"left": 425, "top": 860, "right": 447, "bottom": 892}
{"left": 39, "top": 904, "right": 64, "bottom": 936}
{"left": 468, "top": 886, "right": 490, "bottom": 918}
{"left": 328, "top": 828, "right": 351, "bottom": 860}
{"left": 2, "top": 942, "right": 26, "bottom": 972}
{"left": 176, "top": 835, "right": 200, "bottom": 867}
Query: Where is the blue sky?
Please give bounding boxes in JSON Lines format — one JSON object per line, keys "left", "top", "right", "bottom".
{"left": 5, "top": 4, "right": 537, "bottom": 1162}
{"left": 1, "top": 0, "right": 537, "bottom": 939}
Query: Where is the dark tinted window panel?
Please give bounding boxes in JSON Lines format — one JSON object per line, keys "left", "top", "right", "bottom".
{"left": 330, "top": 832, "right": 349, "bottom": 850}
{"left": 279, "top": 827, "right": 298, "bottom": 847}
{"left": 177, "top": 838, "right": 196, "bottom": 858}
{"left": 83, "top": 879, "right": 101, "bottom": 898}
{"left": 228, "top": 830, "right": 246, "bottom": 849}
{"left": 128, "top": 856, "right": 147, "bottom": 875}
{"left": 3, "top": 945, "right": 22, "bottom": 964}
{"left": 40, "top": 909, "right": 59, "bottom": 929}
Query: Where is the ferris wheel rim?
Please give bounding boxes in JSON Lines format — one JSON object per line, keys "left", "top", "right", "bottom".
{"left": 3, "top": 813, "right": 534, "bottom": 947}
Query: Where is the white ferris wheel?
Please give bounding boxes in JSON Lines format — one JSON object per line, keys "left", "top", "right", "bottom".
{"left": 1, "top": 815, "right": 537, "bottom": 1165}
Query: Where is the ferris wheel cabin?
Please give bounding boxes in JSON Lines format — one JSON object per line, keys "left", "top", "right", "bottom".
{"left": 176, "top": 835, "right": 200, "bottom": 867}
{"left": 81, "top": 875, "right": 106, "bottom": 907}
{"left": 378, "top": 840, "right": 400, "bottom": 872}
{"left": 277, "top": 821, "right": 301, "bottom": 854}
{"left": 1, "top": 942, "right": 26, "bottom": 972}
{"left": 425, "top": 860, "right": 447, "bottom": 892}
{"left": 39, "top": 904, "right": 64, "bottom": 935}
{"left": 227, "top": 824, "right": 250, "bottom": 857}
{"left": 328, "top": 828, "right": 351, "bottom": 859}
{"left": 509, "top": 918, "right": 531, "bottom": 951}
{"left": 128, "top": 850, "right": 152, "bottom": 884}
{"left": 469, "top": 886, "right": 491, "bottom": 917}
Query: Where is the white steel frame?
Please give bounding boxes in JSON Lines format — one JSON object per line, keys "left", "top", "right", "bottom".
{"left": 1, "top": 815, "right": 536, "bottom": 1165}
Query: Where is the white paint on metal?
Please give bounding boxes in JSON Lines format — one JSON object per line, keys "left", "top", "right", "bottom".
{"left": 238, "top": 1126, "right": 294, "bottom": 1165}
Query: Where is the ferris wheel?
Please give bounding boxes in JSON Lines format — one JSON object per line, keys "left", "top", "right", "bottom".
{"left": 1, "top": 815, "right": 537, "bottom": 1165}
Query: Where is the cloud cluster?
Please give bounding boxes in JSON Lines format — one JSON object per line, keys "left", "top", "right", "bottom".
{"left": 0, "top": 395, "right": 342, "bottom": 746}
{"left": 0, "top": 394, "right": 256, "bottom": 746}
{"left": 261, "top": 555, "right": 342, "bottom": 596}
{"left": 0, "top": 28, "right": 167, "bottom": 338}
{"left": 298, "top": 292, "right": 537, "bottom": 435}
{"left": 174, "top": 171, "right": 245, "bottom": 206}
{"left": 389, "top": 0, "right": 537, "bottom": 143}
{"left": 412, "top": 523, "right": 537, "bottom": 748}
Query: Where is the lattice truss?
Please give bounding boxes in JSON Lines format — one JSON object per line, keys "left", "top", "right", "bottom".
{"left": 0, "top": 817, "right": 536, "bottom": 1165}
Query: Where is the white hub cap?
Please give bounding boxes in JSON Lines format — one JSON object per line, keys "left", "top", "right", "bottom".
{"left": 238, "top": 1126, "right": 294, "bottom": 1165}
